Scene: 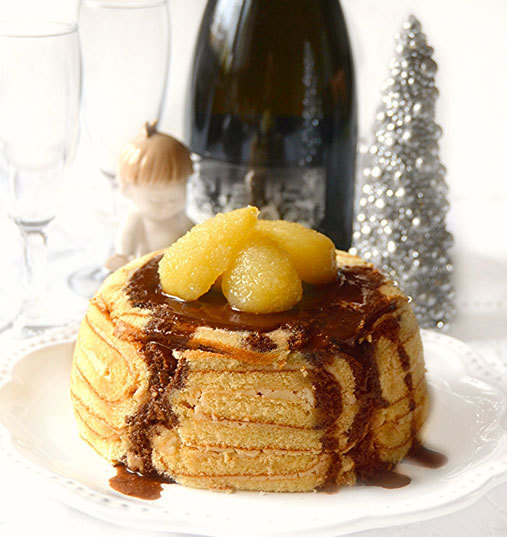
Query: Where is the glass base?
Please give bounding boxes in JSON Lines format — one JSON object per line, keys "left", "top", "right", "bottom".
{"left": 67, "top": 264, "right": 110, "bottom": 299}
{"left": 0, "top": 308, "right": 73, "bottom": 340}
{"left": 0, "top": 302, "right": 21, "bottom": 335}
{"left": 10, "top": 319, "right": 69, "bottom": 339}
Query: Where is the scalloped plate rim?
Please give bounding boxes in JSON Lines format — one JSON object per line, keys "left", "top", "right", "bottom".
{"left": 0, "top": 328, "right": 506, "bottom": 537}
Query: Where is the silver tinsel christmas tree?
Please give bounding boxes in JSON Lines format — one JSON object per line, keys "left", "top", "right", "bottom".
{"left": 351, "top": 15, "right": 455, "bottom": 329}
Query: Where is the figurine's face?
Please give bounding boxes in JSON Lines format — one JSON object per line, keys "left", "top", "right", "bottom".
{"left": 121, "top": 181, "right": 186, "bottom": 221}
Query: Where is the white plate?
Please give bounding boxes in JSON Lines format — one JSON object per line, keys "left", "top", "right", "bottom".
{"left": 0, "top": 329, "right": 506, "bottom": 537}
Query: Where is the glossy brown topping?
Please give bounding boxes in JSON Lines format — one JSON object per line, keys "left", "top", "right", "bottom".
{"left": 244, "top": 332, "right": 277, "bottom": 352}
{"left": 109, "top": 464, "right": 173, "bottom": 500}
{"left": 126, "top": 254, "right": 394, "bottom": 340}
{"left": 408, "top": 443, "right": 448, "bottom": 468}
{"left": 122, "top": 253, "right": 437, "bottom": 489}
{"left": 360, "top": 469, "right": 412, "bottom": 489}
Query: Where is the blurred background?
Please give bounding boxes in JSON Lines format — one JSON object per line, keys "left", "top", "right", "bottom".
{"left": 0, "top": 0, "right": 506, "bottom": 332}
{"left": 0, "top": 0, "right": 500, "bottom": 199}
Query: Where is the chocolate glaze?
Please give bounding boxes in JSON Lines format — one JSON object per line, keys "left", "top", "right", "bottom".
{"left": 360, "top": 469, "right": 412, "bottom": 489}
{"left": 408, "top": 443, "right": 448, "bottom": 468}
{"left": 109, "top": 464, "right": 173, "bottom": 500}
{"left": 126, "top": 255, "right": 392, "bottom": 337}
{"left": 398, "top": 345, "right": 416, "bottom": 412}
{"left": 375, "top": 315, "right": 416, "bottom": 414}
{"left": 358, "top": 445, "right": 447, "bottom": 489}
{"left": 244, "top": 332, "right": 277, "bottom": 352}
{"left": 122, "top": 253, "right": 433, "bottom": 491}
{"left": 309, "top": 368, "right": 343, "bottom": 434}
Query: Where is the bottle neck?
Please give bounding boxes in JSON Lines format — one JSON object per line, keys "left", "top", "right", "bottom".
{"left": 189, "top": 0, "right": 354, "bottom": 167}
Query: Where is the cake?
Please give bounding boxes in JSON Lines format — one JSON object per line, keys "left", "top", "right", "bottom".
{"left": 70, "top": 208, "right": 429, "bottom": 492}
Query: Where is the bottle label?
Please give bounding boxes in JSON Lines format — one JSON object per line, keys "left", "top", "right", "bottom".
{"left": 186, "top": 158, "right": 326, "bottom": 228}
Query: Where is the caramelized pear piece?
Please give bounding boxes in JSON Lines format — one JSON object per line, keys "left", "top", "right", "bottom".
{"left": 255, "top": 220, "right": 337, "bottom": 284}
{"left": 222, "top": 234, "right": 302, "bottom": 314}
{"left": 158, "top": 206, "right": 259, "bottom": 300}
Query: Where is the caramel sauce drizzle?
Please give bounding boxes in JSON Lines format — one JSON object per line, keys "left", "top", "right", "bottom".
{"left": 109, "top": 464, "right": 173, "bottom": 500}
{"left": 118, "top": 254, "right": 446, "bottom": 495}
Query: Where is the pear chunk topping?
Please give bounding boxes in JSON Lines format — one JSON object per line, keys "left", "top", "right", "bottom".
{"left": 255, "top": 219, "right": 338, "bottom": 285}
{"left": 222, "top": 234, "right": 303, "bottom": 314}
{"left": 158, "top": 206, "right": 258, "bottom": 301}
{"left": 158, "top": 208, "right": 337, "bottom": 313}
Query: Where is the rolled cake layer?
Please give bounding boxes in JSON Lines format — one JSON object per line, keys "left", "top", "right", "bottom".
{"left": 70, "top": 250, "right": 429, "bottom": 492}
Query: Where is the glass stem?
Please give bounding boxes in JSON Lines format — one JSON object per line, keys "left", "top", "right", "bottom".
{"left": 110, "top": 175, "right": 119, "bottom": 224}
{"left": 19, "top": 225, "right": 48, "bottom": 321}
{"left": 106, "top": 173, "right": 119, "bottom": 255}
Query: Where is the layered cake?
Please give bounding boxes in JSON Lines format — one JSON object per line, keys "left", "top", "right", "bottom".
{"left": 70, "top": 207, "right": 429, "bottom": 492}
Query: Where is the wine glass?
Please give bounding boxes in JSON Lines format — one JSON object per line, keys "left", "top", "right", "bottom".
{"left": 69, "top": 0, "right": 170, "bottom": 297}
{"left": 0, "top": 20, "right": 81, "bottom": 337}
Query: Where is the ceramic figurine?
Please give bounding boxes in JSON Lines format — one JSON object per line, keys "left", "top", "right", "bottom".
{"left": 106, "top": 121, "right": 193, "bottom": 271}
